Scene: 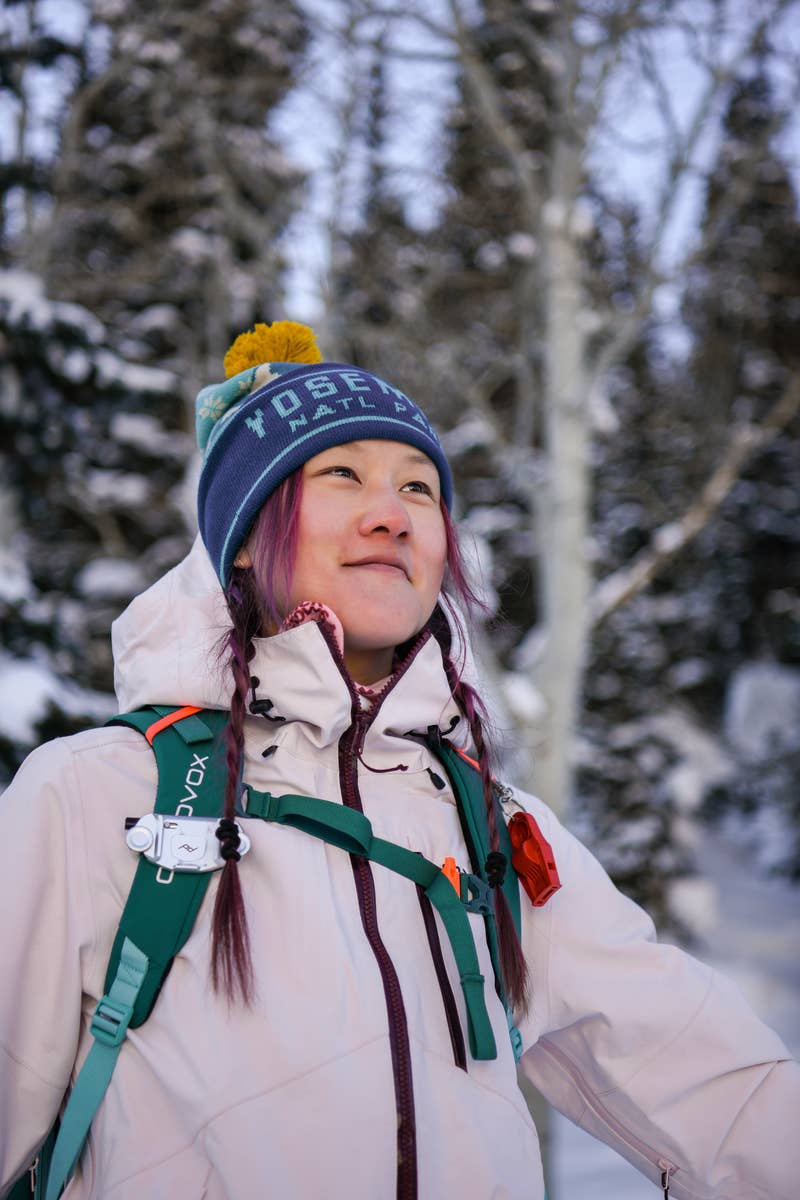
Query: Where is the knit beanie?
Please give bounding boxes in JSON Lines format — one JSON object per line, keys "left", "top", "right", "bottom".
{"left": 195, "top": 321, "right": 454, "bottom": 586}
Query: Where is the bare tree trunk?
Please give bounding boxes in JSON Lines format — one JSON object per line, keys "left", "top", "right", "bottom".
{"left": 533, "top": 132, "right": 590, "bottom": 817}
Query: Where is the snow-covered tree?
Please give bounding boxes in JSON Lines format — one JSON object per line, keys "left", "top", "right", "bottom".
{"left": 0, "top": 0, "right": 312, "bottom": 777}
{"left": 40, "top": 0, "right": 308, "bottom": 384}
{"left": 0, "top": 269, "right": 185, "bottom": 778}
{"left": 319, "top": 0, "right": 800, "bottom": 920}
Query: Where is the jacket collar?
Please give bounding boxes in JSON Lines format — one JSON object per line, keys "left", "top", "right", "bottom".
{"left": 247, "top": 619, "right": 462, "bottom": 758}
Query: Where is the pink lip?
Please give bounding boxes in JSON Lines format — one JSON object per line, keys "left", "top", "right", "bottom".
{"left": 345, "top": 557, "right": 409, "bottom": 578}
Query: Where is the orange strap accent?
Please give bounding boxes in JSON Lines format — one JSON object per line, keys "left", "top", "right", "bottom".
{"left": 441, "top": 856, "right": 460, "bottom": 894}
{"left": 452, "top": 746, "right": 481, "bottom": 772}
{"left": 144, "top": 705, "right": 204, "bottom": 745}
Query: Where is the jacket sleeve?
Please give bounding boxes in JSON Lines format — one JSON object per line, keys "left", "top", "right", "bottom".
{"left": 0, "top": 738, "right": 97, "bottom": 1194}
{"left": 513, "top": 793, "right": 800, "bottom": 1200}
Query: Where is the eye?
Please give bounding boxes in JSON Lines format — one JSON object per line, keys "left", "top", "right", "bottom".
{"left": 401, "top": 479, "right": 435, "bottom": 497}
{"left": 323, "top": 465, "right": 359, "bottom": 481}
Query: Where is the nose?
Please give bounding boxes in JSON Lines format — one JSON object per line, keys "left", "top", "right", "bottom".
{"left": 357, "top": 484, "right": 410, "bottom": 539}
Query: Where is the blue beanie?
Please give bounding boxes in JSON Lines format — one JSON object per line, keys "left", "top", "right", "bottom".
{"left": 196, "top": 337, "right": 453, "bottom": 587}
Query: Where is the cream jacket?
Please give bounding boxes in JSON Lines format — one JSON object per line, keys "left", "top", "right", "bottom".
{"left": 1, "top": 538, "right": 797, "bottom": 1200}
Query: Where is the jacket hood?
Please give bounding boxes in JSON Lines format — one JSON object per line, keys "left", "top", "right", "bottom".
{"left": 110, "top": 536, "right": 469, "bottom": 738}
{"left": 112, "top": 535, "right": 232, "bottom": 713}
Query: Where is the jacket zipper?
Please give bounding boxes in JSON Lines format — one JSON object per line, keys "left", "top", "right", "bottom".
{"left": 340, "top": 712, "right": 418, "bottom": 1200}
{"left": 416, "top": 887, "right": 467, "bottom": 1071}
{"left": 537, "top": 1038, "right": 678, "bottom": 1194}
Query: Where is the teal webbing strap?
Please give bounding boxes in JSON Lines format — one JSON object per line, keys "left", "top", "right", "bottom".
{"left": 245, "top": 790, "right": 497, "bottom": 1060}
{"left": 104, "top": 707, "right": 230, "bottom": 1026}
{"left": 427, "top": 742, "right": 524, "bottom": 1061}
{"left": 421, "top": 869, "right": 496, "bottom": 1060}
{"left": 26, "top": 706, "right": 230, "bottom": 1200}
{"left": 363, "top": 826, "right": 497, "bottom": 1060}
{"left": 44, "top": 938, "right": 148, "bottom": 1200}
{"left": 246, "top": 790, "right": 374, "bottom": 856}
{"left": 431, "top": 742, "right": 522, "bottom": 935}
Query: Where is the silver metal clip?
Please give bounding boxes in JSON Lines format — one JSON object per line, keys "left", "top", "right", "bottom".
{"left": 125, "top": 814, "right": 251, "bottom": 872}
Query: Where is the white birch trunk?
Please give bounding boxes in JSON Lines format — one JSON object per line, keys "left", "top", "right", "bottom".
{"left": 532, "top": 132, "right": 590, "bottom": 817}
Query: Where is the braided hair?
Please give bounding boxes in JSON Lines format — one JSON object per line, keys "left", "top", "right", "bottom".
{"left": 210, "top": 472, "right": 303, "bottom": 1001}
{"left": 211, "top": 477, "right": 529, "bottom": 1013}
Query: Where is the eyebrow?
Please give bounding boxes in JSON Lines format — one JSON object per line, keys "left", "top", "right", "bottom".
{"left": 403, "top": 451, "right": 437, "bottom": 469}
{"left": 325, "top": 442, "right": 436, "bottom": 470}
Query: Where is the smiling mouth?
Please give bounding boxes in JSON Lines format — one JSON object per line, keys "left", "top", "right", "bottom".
{"left": 345, "top": 560, "right": 409, "bottom": 578}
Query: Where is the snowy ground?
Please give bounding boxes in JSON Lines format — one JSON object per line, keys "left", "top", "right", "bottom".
{"left": 549, "top": 824, "right": 800, "bottom": 1198}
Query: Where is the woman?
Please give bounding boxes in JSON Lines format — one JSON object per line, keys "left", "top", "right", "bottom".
{"left": 1, "top": 322, "right": 796, "bottom": 1200}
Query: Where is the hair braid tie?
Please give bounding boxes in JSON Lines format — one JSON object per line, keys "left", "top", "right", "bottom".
{"left": 485, "top": 850, "right": 507, "bottom": 888}
{"left": 216, "top": 818, "right": 242, "bottom": 862}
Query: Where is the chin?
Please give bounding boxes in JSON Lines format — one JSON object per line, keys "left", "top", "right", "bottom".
{"left": 345, "top": 619, "right": 426, "bottom": 657}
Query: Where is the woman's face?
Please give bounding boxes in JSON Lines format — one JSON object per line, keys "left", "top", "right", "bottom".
{"left": 288, "top": 439, "right": 447, "bottom": 683}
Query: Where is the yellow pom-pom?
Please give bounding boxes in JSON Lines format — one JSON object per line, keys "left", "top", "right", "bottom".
{"left": 223, "top": 321, "right": 322, "bottom": 378}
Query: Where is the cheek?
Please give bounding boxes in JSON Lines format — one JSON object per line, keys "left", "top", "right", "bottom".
{"left": 293, "top": 504, "right": 335, "bottom": 582}
{"left": 290, "top": 543, "right": 329, "bottom": 601}
{"left": 424, "top": 524, "right": 448, "bottom": 596}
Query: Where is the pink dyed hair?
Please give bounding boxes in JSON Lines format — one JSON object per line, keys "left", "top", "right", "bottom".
{"left": 211, "top": 464, "right": 529, "bottom": 1011}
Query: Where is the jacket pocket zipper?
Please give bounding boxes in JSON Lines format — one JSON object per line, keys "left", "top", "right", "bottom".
{"left": 537, "top": 1037, "right": 678, "bottom": 1196}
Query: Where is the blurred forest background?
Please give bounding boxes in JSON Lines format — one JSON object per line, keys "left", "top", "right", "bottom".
{"left": 1, "top": 0, "right": 799, "bottom": 945}
{"left": 2, "top": 3, "right": 799, "bottom": 1192}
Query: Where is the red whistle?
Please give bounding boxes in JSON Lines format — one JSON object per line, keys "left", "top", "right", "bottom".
{"left": 508, "top": 812, "right": 561, "bottom": 907}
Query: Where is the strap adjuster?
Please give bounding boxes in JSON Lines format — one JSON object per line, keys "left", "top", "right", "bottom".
{"left": 461, "top": 872, "right": 493, "bottom": 916}
{"left": 90, "top": 995, "right": 134, "bottom": 1047}
{"left": 441, "top": 860, "right": 494, "bottom": 915}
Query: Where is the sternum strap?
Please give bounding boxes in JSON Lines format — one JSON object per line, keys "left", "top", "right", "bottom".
{"left": 245, "top": 789, "right": 497, "bottom": 1061}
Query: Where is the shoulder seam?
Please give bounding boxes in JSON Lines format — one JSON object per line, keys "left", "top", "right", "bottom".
{"left": 68, "top": 725, "right": 153, "bottom": 760}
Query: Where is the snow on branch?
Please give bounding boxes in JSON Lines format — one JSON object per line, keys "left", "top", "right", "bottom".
{"left": 587, "top": 1, "right": 793, "bottom": 399}
{"left": 589, "top": 374, "right": 800, "bottom": 627}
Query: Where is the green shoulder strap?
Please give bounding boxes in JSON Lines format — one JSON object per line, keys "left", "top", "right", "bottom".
{"left": 103, "top": 705, "right": 230, "bottom": 1026}
{"left": 34, "top": 705, "right": 230, "bottom": 1200}
{"left": 425, "top": 737, "right": 523, "bottom": 1059}
{"left": 428, "top": 739, "right": 521, "bottom": 935}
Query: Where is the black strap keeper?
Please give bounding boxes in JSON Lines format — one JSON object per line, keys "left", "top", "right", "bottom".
{"left": 485, "top": 850, "right": 507, "bottom": 888}
{"left": 216, "top": 818, "right": 241, "bottom": 862}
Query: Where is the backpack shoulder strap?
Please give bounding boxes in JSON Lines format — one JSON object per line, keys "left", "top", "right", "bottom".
{"left": 428, "top": 740, "right": 522, "bottom": 935}
{"left": 38, "top": 705, "right": 229, "bottom": 1200}
{"left": 103, "top": 705, "right": 230, "bottom": 1025}
{"left": 423, "top": 736, "right": 523, "bottom": 1061}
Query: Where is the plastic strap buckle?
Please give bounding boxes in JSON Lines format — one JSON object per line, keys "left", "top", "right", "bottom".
{"left": 460, "top": 871, "right": 494, "bottom": 916}
{"left": 90, "top": 994, "right": 134, "bottom": 1048}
